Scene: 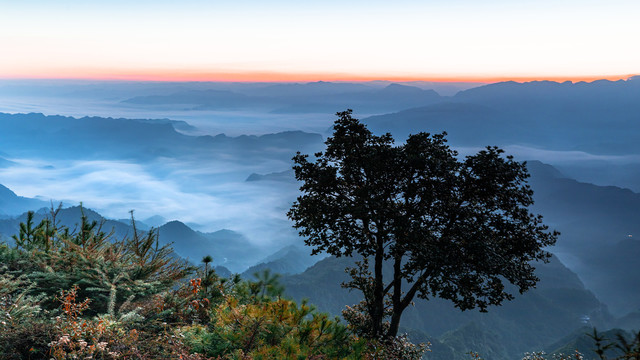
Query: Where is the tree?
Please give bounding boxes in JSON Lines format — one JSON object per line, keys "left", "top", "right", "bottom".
{"left": 250, "top": 269, "right": 285, "bottom": 300}
{"left": 288, "top": 110, "right": 558, "bottom": 339}
{"left": 5, "top": 205, "right": 190, "bottom": 314}
{"left": 201, "top": 254, "right": 214, "bottom": 296}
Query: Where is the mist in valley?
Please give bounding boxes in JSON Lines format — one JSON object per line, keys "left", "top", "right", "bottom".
{"left": 1, "top": 78, "right": 640, "bottom": 359}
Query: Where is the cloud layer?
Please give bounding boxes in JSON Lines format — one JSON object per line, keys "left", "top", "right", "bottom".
{"left": 0, "top": 156, "right": 301, "bottom": 246}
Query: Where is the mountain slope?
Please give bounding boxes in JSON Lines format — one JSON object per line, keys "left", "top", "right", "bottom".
{"left": 121, "top": 82, "right": 444, "bottom": 114}
{"left": 282, "top": 254, "right": 611, "bottom": 360}
{"left": 0, "top": 112, "right": 323, "bottom": 162}
{"left": 526, "top": 161, "right": 640, "bottom": 315}
{"left": 363, "top": 78, "right": 640, "bottom": 155}
{"left": 0, "top": 205, "right": 132, "bottom": 242}
{"left": 157, "top": 222, "right": 258, "bottom": 272}
{"left": 0, "top": 184, "right": 49, "bottom": 216}
{"left": 241, "top": 244, "right": 319, "bottom": 277}
{"left": 0, "top": 204, "right": 260, "bottom": 273}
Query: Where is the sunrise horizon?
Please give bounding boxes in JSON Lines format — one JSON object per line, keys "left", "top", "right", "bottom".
{"left": 3, "top": 1, "right": 638, "bottom": 88}
{"left": 1, "top": 70, "right": 636, "bottom": 85}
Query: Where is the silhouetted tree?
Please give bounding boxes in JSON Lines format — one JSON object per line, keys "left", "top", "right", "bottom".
{"left": 288, "top": 110, "right": 558, "bottom": 339}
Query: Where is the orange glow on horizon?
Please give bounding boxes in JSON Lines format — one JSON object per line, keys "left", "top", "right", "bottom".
{"left": 0, "top": 69, "right": 636, "bottom": 84}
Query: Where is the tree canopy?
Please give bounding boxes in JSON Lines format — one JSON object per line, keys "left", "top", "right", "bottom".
{"left": 288, "top": 110, "right": 558, "bottom": 339}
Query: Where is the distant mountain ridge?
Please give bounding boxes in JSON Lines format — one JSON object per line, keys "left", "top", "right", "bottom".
{"left": 0, "top": 112, "right": 324, "bottom": 162}
{"left": 241, "top": 244, "right": 319, "bottom": 277}
{"left": 0, "top": 202, "right": 268, "bottom": 273}
{"left": 122, "top": 82, "right": 445, "bottom": 114}
{"left": 0, "top": 205, "right": 132, "bottom": 243}
{"left": 245, "top": 169, "right": 295, "bottom": 182}
{"left": 123, "top": 89, "right": 255, "bottom": 109}
{"left": 0, "top": 184, "right": 49, "bottom": 217}
{"left": 157, "top": 222, "right": 260, "bottom": 272}
{"left": 363, "top": 78, "right": 640, "bottom": 155}
{"left": 526, "top": 160, "right": 640, "bottom": 315}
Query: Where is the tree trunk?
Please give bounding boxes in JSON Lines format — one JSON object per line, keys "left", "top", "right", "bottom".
{"left": 388, "top": 308, "right": 403, "bottom": 338}
{"left": 387, "top": 253, "right": 404, "bottom": 337}
{"left": 372, "top": 236, "right": 385, "bottom": 338}
{"left": 388, "top": 269, "right": 430, "bottom": 338}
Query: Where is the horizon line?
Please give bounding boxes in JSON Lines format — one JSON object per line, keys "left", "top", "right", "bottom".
{"left": 0, "top": 71, "right": 637, "bottom": 84}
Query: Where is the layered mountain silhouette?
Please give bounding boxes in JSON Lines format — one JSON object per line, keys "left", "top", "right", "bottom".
{"left": 0, "top": 112, "right": 323, "bottom": 162}
{"left": 123, "top": 82, "right": 444, "bottom": 114}
{"left": 157, "top": 222, "right": 259, "bottom": 272}
{"left": 0, "top": 184, "right": 49, "bottom": 217}
{"left": 281, "top": 254, "right": 610, "bottom": 360}
{"left": 0, "top": 155, "right": 638, "bottom": 358}
{"left": 363, "top": 78, "right": 640, "bottom": 155}
{"left": 3, "top": 78, "right": 640, "bottom": 358}
{"left": 0, "top": 203, "right": 262, "bottom": 273}
{"left": 123, "top": 89, "right": 256, "bottom": 110}
{"left": 0, "top": 205, "right": 132, "bottom": 242}
{"left": 241, "top": 244, "right": 318, "bottom": 277}
{"left": 245, "top": 169, "right": 295, "bottom": 182}
{"left": 526, "top": 161, "right": 640, "bottom": 315}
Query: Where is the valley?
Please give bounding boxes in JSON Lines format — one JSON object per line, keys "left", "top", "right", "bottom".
{"left": 1, "top": 78, "right": 639, "bottom": 359}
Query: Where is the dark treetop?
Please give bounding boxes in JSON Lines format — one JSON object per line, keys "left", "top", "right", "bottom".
{"left": 288, "top": 110, "right": 558, "bottom": 338}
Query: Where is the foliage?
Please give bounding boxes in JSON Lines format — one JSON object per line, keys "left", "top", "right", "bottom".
{"left": 589, "top": 328, "right": 640, "bottom": 360}
{"left": 469, "top": 328, "right": 640, "bottom": 360}
{"left": 0, "top": 210, "right": 379, "bottom": 359}
{"left": 249, "top": 269, "right": 285, "bottom": 300}
{"left": 288, "top": 110, "right": 559, "bottom": 338}
{"left": 0, "top": 262, "right": 43, "bottom": 327}
{"left": 181, "top": 297, "right": 363, "bottom": 359}
{"left": 2, "top": 206, "right": 191, "bottom": 315}
{"left": 361, "top": 334, "right": 429, "bottom": 360}
{"left": 0, "top": 261, "right": 52, "bottom": 358}
{"left": 49, "top": 285, "right": 120, "bottom": 359}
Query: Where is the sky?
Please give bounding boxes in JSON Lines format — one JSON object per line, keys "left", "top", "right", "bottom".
{"left": 1, "top": 0, "right": 638, "bottom": 82}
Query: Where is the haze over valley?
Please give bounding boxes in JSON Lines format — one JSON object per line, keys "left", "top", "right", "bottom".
{"left": 1, "top": 78, "right": 639, "bottom": 331}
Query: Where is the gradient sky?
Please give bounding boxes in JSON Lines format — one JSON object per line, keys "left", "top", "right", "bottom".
{"left": 1, "top": 0, "right": 638, "bottom": 81}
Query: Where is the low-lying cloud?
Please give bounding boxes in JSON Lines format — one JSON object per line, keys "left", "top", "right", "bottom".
{"left": 0, "top": 157, "right": 301, "bottom": 246}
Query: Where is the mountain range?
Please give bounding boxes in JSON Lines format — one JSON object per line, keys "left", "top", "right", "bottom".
{"left": 2, "top": 78, "right": 640, "bottom": 358}
{"left": 364, "top": 78, "right": 640, "bottom": 154}
{"left": 122, "top": 83, "right": 444, "bottom": 114}
{"left": 1, "top": 156, "right": 639, "bottom": 358}
{"left": 281, "top": 254, "right": 612, "bottom": 360}
{"left": 0, "top": 203, "right": 269, "bottom": 273}
{"left": 0, "top": 112, "right": 323, "bottom": 162}
{"left": 0, "top": 183, "right": 49, "bottom": 217}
